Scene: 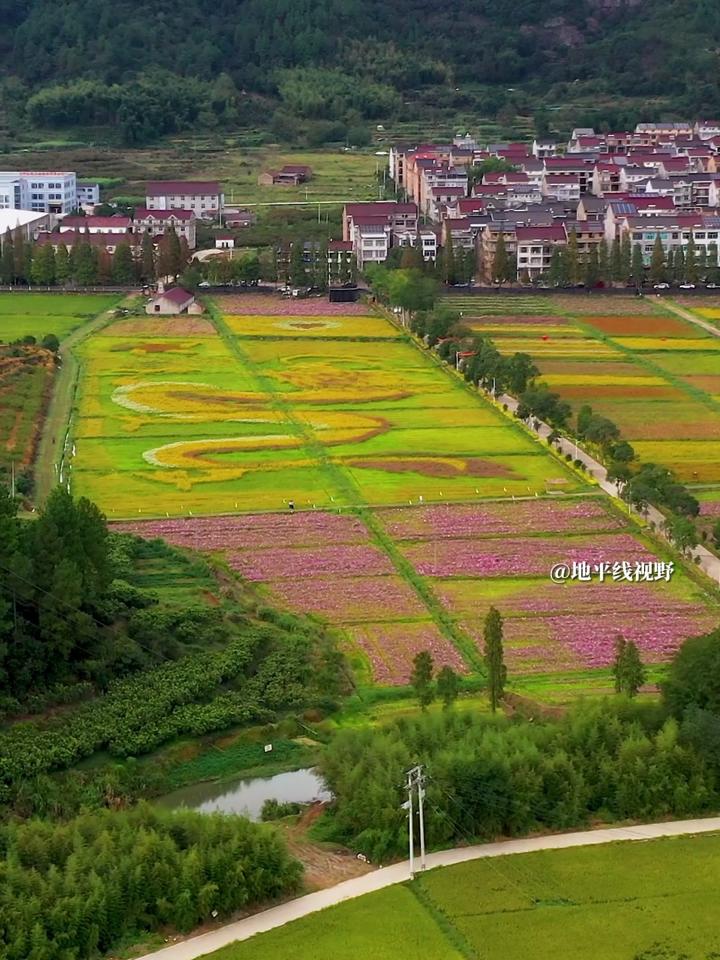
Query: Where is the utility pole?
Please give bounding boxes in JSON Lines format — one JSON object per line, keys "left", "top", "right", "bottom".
{"left": 10, "top": 459, "right": 15, "bottom": 499}
{"left": 403, "top": 765, "right": 427, "bottom": 878}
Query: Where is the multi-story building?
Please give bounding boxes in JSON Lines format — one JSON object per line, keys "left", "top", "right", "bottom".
{"left": 516, "top": 225, "right": 567, "bottom": 279}
{"left": 145, "top": 181, "right": 223, "bottom": 219}
{"left": 0, "top": 171, "right": 77, "bottom": 214}
{"left": 394, "top": 227, "right": 439, "bottom": 262}
{"left": 131, "top": 208, "right": 197, "bottom": 249}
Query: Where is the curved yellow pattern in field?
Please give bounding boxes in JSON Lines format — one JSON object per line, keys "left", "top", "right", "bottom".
{"left": 111, "top": 379, "right": 389, "bottom": 473}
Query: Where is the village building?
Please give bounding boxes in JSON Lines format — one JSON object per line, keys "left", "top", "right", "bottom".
{"left": 258, "top": 165, "right": 313, "bottom": 186}
{"left": 145, "top": 286, "right": 202, "bottom": 315}
{"left": 145, "top": 181, "right": 223, "bottom": 219}
{"left": 131, "top": 209, "right": 197, "bottom": 249}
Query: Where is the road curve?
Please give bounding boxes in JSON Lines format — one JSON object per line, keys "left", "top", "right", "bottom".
{"left": 134, "top": 816, "right": 720, "bottom": 960}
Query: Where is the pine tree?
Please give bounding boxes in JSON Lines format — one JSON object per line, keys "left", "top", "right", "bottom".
{"left": 483, "top": 606, "right": 506, "bottom": 712}
{"left": 74, "top": 241, "right": 99, "bottom": 285}
{"left": 598, "top": 238, "right": 609, "bottom": 283}
{"left": 707, "top": 244, "right": 720, "bottom": 284}
{"left": 565, "top": 229, "right": 579, "bottom": 285}
{"left": 610, "top": 238, "right": 622, "bottom": 283}
{"left": 55, "top": 244, "right": 70, "bottom": 285}
{"left": 410, "top": 650, "right": 435, "bottom": 710}
{"left": 619, "top": 234, "right": 632, "bottom": 283}
{"left": 30, "top": 245, "right": 56, "bottom": 286}
{"left": 613, "top": 635, "right": 646, "bottom": 697}
{"left": 437, "top": 665, "right": 460, "bottom": 709}
{"left": 674, "top": 247, "right": 686, "bottom": 284}
{"left": 631, "top": 243, "right": 644, "bottom": 287}
{"left": 492, "top": 231, "right": 509, "bottom": 285}
{"left": 443, "top": 229, "right": 457, "bottom": 284}
{"left": 649, "top": 235, "right": 666, "bottom": 283}
{"left": 1, "top": 229, "right": 14, "bottom": 284}
{"left": 685, "top": 236, "right": 698, "bottom": 283}
{"left": 289, "top": 240, "right": 307, "bottom": 287}
{"left": 583, "top": 243, "right": 599, "bottom": 288}
{"left": 97, "top": 248, "right": 113, "bottom": 284}
{"left": 112, "top": 242, "right": 135, "bottom": 283}
{"left": 140, "top": 232, "right": 155, "bottom": 281}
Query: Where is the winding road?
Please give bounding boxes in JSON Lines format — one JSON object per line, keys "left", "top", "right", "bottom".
{"left": 135, "top": 816, "right": 720, "bottom": 960}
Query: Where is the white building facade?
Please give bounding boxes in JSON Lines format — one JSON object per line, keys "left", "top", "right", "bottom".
{"left": 0, "top": 171, "right": 77, "bottom": 214}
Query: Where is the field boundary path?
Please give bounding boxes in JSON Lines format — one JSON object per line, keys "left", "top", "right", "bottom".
{"left": 34, "top": 298, "right": 131, "bottom": 506}
{"left": 134, "top": 816, "right": 720, "bottom": 960}
{"left": 661, "top": 299, "right": 720, "bottom": 338}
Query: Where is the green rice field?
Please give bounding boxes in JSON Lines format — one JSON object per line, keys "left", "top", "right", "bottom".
{"left": 204, "top": 832, "right": 720, "bottom": 960}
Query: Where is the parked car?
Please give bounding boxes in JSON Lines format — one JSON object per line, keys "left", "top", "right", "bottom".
{"left": 653, "top": 282, "right": 670, "bottom": 290}
{"left": 679, "top": 283, "right": 696, "bottom": 290}
{"left": 198, "top": 280, "right": 211, "bottom": 288}
{"left": 706, "top": 283, "right": 720, "bottom": 289}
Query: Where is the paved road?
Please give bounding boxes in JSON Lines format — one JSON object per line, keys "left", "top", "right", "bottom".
{"left": 135, "top": 816, "right": 720, "bottom": 960}
{"left": 497, "top": 391, "right": 720, "bottom": 586}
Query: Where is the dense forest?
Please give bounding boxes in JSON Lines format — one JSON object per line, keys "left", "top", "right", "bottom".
{"left": 2, "top": 0, "right": 720, "bottom": 143}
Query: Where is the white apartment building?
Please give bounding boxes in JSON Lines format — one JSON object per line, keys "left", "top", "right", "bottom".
{"left": 351, "top": 218, "right": 391, "bottom": 268}
{"left": 0, "top": 171, "right": 77, "bottom": 214}
{"left": 145, "top": 181, "right": 223, "bottom": 218}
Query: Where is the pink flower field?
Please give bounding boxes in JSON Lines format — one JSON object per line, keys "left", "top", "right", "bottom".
{"left": 115, "top": 512, "right": 369, "bottom": 551}
{"left": 227, "top": 543, "right": 394, "bottom": 580}
{"left": 266, "top": 575, "right": 427, "bottom": 622}
{"left": 402, "top": 533, "right": 651, "bottom": 578}
{"left": 215, "top": 294, "right": 371, "bottom": 316}
{"left": 378, "top": 499, "right": 622, "bottom": 541}
{"left": 347, "top": 621, "right": 467, "bottom": 685}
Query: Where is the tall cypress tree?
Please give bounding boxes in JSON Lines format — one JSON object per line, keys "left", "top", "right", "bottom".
{"left": 1, "top": 228, "right": 15, "bottom": 284}
{"left": 492, "top": 231, "right": 508, "bottom": 285}
{"left": 649, "top": 235, "right": 666, "bottom": 283}
{"left": 483, "top": 606, "right": 506, "bottom": 712}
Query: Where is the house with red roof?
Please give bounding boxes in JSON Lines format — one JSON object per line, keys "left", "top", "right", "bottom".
{"left": 59, "top": 215, "right": 131, "bottom": 234}
{"left": 145, "top": 286, "right": 200, "bottom": 315}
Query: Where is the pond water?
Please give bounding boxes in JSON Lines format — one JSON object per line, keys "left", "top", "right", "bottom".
{"left": 156, "top": 768, "right": 331, "bottom": 820}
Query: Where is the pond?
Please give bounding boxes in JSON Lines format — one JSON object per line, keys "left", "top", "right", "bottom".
{"left": 156, "top": 767, "right": 331, "bottom": 820}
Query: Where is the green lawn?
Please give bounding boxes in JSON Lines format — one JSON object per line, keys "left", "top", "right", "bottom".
{"left": 0, "top": 293, "right": 121, "bottom": 341}
{"left": 203, "top": 833, "right": 720, "bottom": 960}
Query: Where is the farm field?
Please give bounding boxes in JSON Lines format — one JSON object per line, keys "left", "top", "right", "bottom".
{"left": 117, "top": 496, "right": 717, "bottom": 686}
{"left": 74, "top": 291, "right": 719, "bottom": 694}
{"left": 204, "top": 833, "right": 720, "bottom": 960}
{"left": 0, "top": 344, "right": 54, "bottom": 476}
{"left": 71, "top": 295, "right": 585, "bottom": 516}
{"left": 444, "top": 293, "right": 720, "bottom": 495}
{"left": 0, "top": 292, "right": 120, "bottom": 342}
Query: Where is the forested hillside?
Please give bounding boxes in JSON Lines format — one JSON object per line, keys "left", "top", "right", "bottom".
{"left": 2, "top": 0, "right": 720, "bottom": 143}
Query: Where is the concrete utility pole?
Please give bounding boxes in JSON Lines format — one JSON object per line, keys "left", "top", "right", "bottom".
{"left": 404, "top": 765, "right": 427, "bottom": 878}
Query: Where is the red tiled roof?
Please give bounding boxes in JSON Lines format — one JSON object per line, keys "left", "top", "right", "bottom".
{"left": 146, "top": 181, "right": 221, "bottom": 196}
{"left": 158, "top": 287, "right": 194, "bottom": 306}
{"left": 133, "top": 207, "right": 195, "bottom": 221}
{"left": 60, "top": 216, "right": 131, "bottom": 229}
{"left": 345, "top": 202, "right": 417, "bottom": 216}
{"left": 328, "top": 240, "right": 353, "bottom": 251}
{"left": 516, "top": 225, "right": 566, "bottom": 242}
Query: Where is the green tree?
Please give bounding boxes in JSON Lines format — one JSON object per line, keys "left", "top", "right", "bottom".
{"left": 610, "top": 238, "right": 622, "bottom": 283}
{"left": 597, "top": 238, "right": 609, "bottom": 283}
{"left": 685, "top": 235, "right": 698, "bottom": 284}
{"left": 30, "top": 244, "right": 56, "bottom": 285}
{"left": 664, "top": 514, "right": 698, "bottom": 555}
{"left": 74, "top": 241, "right": 99, "bottom": 285}
{"left": 712, "top": 519, "right": 720, "bottom": 549}
{"left": 612, "top": 635, "right": 646, "bottom": 697}
{"left": 583, "top": 243, "right": 599, "bottom": 288}
{"left": 631, "top": 243, "right": 645, "bottom": 287}
{"left": 706, "top": 244, "right": 720, "bottom": 284}
{"left": 619, "top": 234, "right": 632, "bottom": 283}
{"left": 565, "top": 229, "right": 579, "bottom": 285}
{"left": 140, "top": 232, "right": 155, "bottom": 281}
{"left": 663, "top": 628, "right": 720, "bottom": 717}
{"left": 673, "top": 247, "right": 686, "bottom": 284}
{"left": 492, "top": 231, "right": 510, "bottom": 284}
{"left": 289, "top": 240, "right": 308, "bottom": 287}
{"left": 649, "top": 235, "right": 666, "bottom": 283}
{"left": 410, "top": 650, "right": 435, "bottom": 710}
{"left": 442, "top": 230, "right": 457, "bottom": 284}
{"left": 437, "top": 665, "right": 460, "bottom": 709}
{"left": 112, "top": 242, "right": 135, "bottom": 283}
{"left": 1, "top": 229, "right": 15, "bottom": 284}
{"left": 55, "top": 244, "right": 70, "bottom": 284}
{"left": 548, "top": 246, "right": 567, "bottom": 287}
{"left": 483, "top": 606, "right": 506, "bottom": 712}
